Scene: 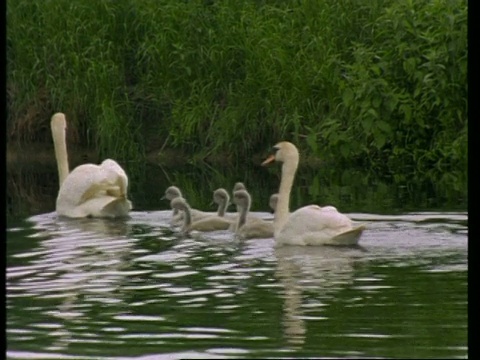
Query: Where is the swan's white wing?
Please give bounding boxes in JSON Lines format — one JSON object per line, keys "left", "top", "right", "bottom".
{"left": 100, "top": 159, "right": 129, "bottom": 197}
{"left": 289, "top": 205, "right": 352, "bottom": 231}
{"left": 57, "top": 164, "right": 105, "bottom": 207}
{"left": 277, "top": 205, "right": 354, "bottom": 245}
{"left": 56, "top": 162, "right": 131, "bottom": 218}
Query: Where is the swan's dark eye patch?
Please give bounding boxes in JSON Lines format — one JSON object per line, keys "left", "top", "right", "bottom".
{"left": 272, "top": 146, "right": 280, "bottom": 153}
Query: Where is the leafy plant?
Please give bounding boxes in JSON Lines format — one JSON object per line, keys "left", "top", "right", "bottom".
{"left": 7, "top": 0, "right": 467, "bottom": 186}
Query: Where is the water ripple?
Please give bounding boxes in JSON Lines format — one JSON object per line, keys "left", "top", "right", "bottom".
{"left": 7, "top": 210, "right": 467, "bottom": 359}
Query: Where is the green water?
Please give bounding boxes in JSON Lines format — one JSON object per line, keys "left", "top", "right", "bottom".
{"left": 6, "top": 161, "right": 468, "bottom": 359}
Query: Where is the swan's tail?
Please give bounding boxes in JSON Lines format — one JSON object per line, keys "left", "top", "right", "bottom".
{"left": 331, "top": 225, "right": 366, "bottom": 246}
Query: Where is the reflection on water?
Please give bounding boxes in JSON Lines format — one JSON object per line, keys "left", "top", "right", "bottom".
{"left": 7, "top": 208, "right": 468, "bottom": 359}
{"left": 8, "top": 215, "right": 138, "bottom": 354}
{"left": 6, "top": 157, "right": 468, "bottom": 359}
{"left": 7, "top": 159, "right": 467, "bottom": 219}
{"left": 274, "top": 245, "right": 361, "bottom": 348}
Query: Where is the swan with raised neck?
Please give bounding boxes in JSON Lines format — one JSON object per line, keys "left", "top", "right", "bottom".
{"left": 51, "top": 112, "right": 132, "bottom": 218}
{"left": 261, "top": 141, "right": 365, "bottom": 246}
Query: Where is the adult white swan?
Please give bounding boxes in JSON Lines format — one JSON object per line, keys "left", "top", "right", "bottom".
{"left": 261, "top": 141, "right": 365, "bottom": 246}
{"left": 51, "top": 112, "right": 132, "bottom": 218}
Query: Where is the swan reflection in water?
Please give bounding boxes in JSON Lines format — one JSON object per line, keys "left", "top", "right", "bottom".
{"left": 274, "top": 245, "right": 362, "bottom": 348}
{"left": 12, "top": 213, "right": 140, "bottom": 351}
{"left": 18, "top": 211, "right": 364, "bottom": 352}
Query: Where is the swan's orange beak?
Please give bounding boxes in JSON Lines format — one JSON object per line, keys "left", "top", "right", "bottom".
{"left": 261, "top": 155, "right": 275, "bottom": 166}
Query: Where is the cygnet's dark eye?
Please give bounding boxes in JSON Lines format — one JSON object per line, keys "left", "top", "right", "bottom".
{"left": 272, "top": 146, "right": 280, "bottom": 153}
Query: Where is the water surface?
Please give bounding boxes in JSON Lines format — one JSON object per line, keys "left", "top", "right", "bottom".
{"left": 7, "top": 208, "right": 467, "bottom": 359}
{"left": 6, "top": 162, "right": 468, "bottom": 359}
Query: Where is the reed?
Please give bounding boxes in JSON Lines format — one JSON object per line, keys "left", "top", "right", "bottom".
{"left": 7, "top": 0, "right": 467, "bottom": 180}
{"left": 7, "top": 0, "right": 143, "bottom": 160}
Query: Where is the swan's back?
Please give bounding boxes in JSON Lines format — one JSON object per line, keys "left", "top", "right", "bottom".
{"left": 100, "top": 159, "right": 129, "bottom": 197}
{"left": 51, "top": 112, "right": 131, "bottom": 218}
{"left": 56, "top": 164, "right": 107, "bottom": 215}
{"left": 56, "top": 162, "right": 131, "bottom": 218}
{"left": 277, "top": 205, "right": 355, "bottom": 245}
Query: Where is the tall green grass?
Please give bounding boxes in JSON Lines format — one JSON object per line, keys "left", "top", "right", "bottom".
{"left": 7, "top": 0, "right": 467, "bottom": 181}
{"left": 7, "top": 0, "right": 143, "bottom": 160}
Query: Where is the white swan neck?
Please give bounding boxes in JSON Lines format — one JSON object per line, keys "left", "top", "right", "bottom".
{"left": 51, "top": 113, "right": 70, "bottom": 186}
{"left": 275, "top": 157, "right": 298, "bottom": 237}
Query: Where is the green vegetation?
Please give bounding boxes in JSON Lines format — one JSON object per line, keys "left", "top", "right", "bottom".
{"left": 7, "top": 0, "right": 467, "bottom": 180}
{"left": 7, "top": 160, "right": 467, "bottom": 221}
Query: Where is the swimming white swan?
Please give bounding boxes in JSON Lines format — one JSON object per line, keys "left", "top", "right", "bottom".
{"left": 261, "top": 141, "right": 365, "bottom": 246}
{"left": 232, "top": 189, "right": 274, "bottom": 239}
{"left": 170, "top": 197, "right": 233, "bottom": 234}
{"left": 51, "top": 112, "right": 132, "bottom": 218}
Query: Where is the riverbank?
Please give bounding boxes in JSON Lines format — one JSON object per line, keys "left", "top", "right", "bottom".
{"left": 6, "top": 143, "right": 187, "bottom": 167}
{"left": 8, "top": 0, "right": 466, "bottom": 177}
{"left": 6, "top": 143, "right": 324, "bottom": 168}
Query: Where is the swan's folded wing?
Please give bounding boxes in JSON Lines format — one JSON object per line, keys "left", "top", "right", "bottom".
{"left": 100, "top": 159, "right": 129, "bottom": 197}
{"left": 277, "top": 206, "right": 354, "bottom": 245}
{"left": 76, "top": 159, "right": 129, "bottom": 201}
{"left": 288, "top": 206, "right": 352, "bottom": 232}
{"left": 57, "top": 164, "right": 105, "bottom": 206}
{"left": 329, "top": 225, "right": 366, "bottom": 245}
{"left": 56, "top": 163, "right": 130, "bottom": 216}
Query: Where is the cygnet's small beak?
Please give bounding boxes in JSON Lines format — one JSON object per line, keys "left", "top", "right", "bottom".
{"left": 261, "top": 154, "right": 275, "bottom": 166}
